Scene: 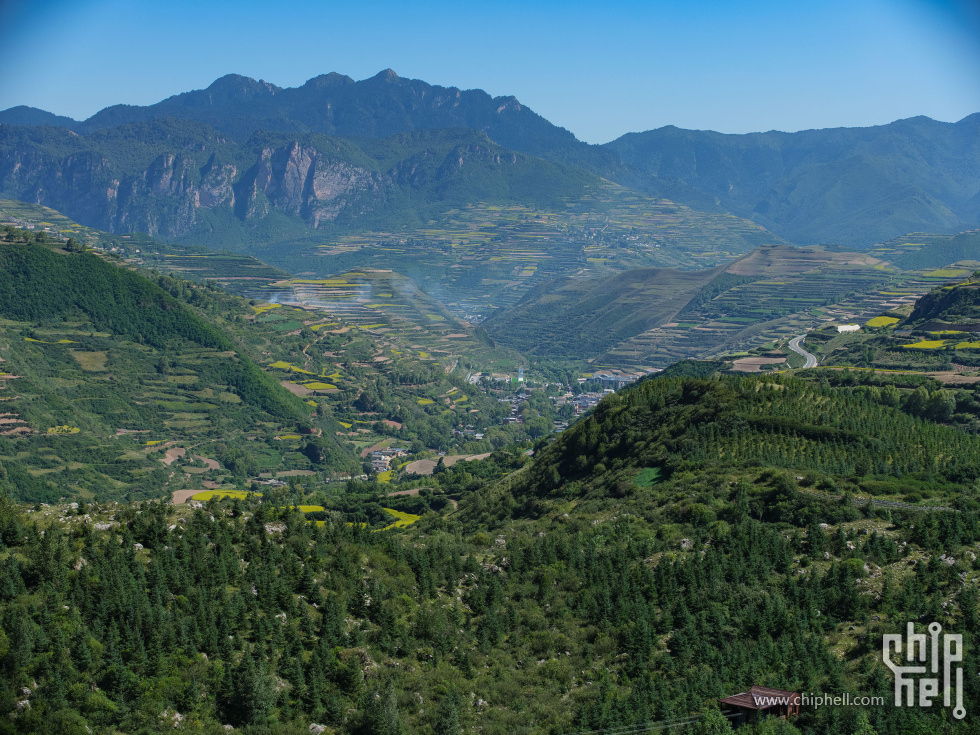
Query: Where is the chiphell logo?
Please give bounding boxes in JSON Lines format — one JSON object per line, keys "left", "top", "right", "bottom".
{"left": 883, "top": 621, "right": 965, "bottom": 719}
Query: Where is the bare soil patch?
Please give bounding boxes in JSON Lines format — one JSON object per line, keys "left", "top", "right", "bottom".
{"left": 926, "top": 372, "right": 980, "bottom": 385}
{"left": 194, "top": 455, "right": 219, "bottom": 470}
{"left": 403, "top": 459, "right": 437, "bottom": 475}
{"left": 280, "top": 381, "right": 312, "bottom": 396}
{"left": 404, "top": 453, "right": 491, "bottom": 475}
{"left": 161, "top": 447, "right": 186, "bottom": 466}
{"left": 444, "top": 453, "right": 491, "bottom": 467}
{"left": 731, "top": 357, "right": 787, "bottom": 373}
{"left": 171, "top": 488, "right": 198, "bottom": 504}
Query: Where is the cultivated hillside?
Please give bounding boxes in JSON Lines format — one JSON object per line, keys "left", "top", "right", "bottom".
{"left": 0, "top": 233, "right": 361, "bottom": 501}
{"left": 484, "top": 244, "right": 915, "bottom": 365}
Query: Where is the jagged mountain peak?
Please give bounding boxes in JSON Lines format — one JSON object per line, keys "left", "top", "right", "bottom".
{"left": 371, "top": 68, "right": 401, "bottom": 82}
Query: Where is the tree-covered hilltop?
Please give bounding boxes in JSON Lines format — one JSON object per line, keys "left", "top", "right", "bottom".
{"left": 3, "top": 372, "right": 980, "bottom": 733}
{"left": 0, "top": 244, "right": 233, "bottom": 351}
{"left": 904, "top": 272, "right": 980, "bottom": 328}
{"left": 501, "top": 373, "right": 980, "bottom": 515}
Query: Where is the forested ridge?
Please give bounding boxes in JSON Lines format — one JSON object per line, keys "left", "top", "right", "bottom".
{"left": 508, "top": 374, "right": 980, "bottom": 509}
{"left": 3, "top": 372, "right": 980, "bottom": 733}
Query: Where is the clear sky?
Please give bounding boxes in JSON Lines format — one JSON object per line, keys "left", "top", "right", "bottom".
{"left": 0, "top": 0, "right": 977, "bottom": 144}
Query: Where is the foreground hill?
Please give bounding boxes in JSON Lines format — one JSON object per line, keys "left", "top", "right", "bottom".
{"left": 1, "top": 371, "right": 978, "bottom": 733}
{"left": 606, "top": 114, "right": 980, "bottom": 248}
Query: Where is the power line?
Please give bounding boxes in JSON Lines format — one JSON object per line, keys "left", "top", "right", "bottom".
{"left": 564, "top": 714, "right": 701, "bottom": 735}
{"left": 565, "top": 709, "right": 741, "bottom": 735}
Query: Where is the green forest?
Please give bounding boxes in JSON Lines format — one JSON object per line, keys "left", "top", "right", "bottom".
{"left": 3, "top": 369, "right": 980, "bottom": 733}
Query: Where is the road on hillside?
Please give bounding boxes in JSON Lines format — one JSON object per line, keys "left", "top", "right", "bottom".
{"left": 788, "top": 334, "right": 818, "bottom": 368}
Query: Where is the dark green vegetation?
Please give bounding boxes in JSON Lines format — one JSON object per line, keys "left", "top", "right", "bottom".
{"left": 4, "top": 72, "right": 977, "bottom": 249}
{"left": 4, "top": 372, "right": 980, "bottom": 734}
{"left": 515, "top": 372, "right": 980, "bottom": 505}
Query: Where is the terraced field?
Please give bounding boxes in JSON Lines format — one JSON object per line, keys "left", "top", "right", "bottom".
{"left": 481, "top": 244, "right": 966, "bottom": 369}
{"left": 140, "top": 251, "right": 290, "bottom": 293}
{"left": 289, "top": 184, "right": 781, "bottom": 320}
{"left": 246, "top": 270, "right": 512, "bottom": 370}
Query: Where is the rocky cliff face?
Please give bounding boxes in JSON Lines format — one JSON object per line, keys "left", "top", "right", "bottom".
{"left": 0, "top": 134, "right": 380, "bottom": 238}
{"left": 0, "top": 123, "right": 590, "bottom": 242}
{"left": 237, "top": 142, "right": 380, "bottom": 227}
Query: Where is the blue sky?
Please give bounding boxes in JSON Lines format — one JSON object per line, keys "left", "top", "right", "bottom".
{"left": 0, "top": 0, "right": 977, "bottom": 143}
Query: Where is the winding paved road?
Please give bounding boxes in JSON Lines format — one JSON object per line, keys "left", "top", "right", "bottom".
{"left": 788, "top": 334, "right": 818, "bottom": 368}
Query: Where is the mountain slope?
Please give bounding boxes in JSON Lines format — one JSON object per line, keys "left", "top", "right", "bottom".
{"left": 605, "top": 114, "right": 980, "bottom": 247}
{"left": 484, "top": 244, "right": 899, "bottom": 365}
{"left": 4, "top": 73, "right": 978, "bottom": 249}
{"left": 0, "top": 120, "right": 597, "bottom": 240}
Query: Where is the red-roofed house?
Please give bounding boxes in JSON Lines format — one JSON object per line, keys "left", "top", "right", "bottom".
{"left": 718, "top": 686, "right": 800, "bottom": 728}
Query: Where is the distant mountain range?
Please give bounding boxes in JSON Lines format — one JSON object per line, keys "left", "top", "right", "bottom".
{"left": 607, "top": 115, "right": 980, "bottom": 247}
{"left": 1, "top": 70, "right": 978, "bottom": 248}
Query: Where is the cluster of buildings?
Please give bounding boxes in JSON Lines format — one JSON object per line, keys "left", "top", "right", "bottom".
{"left": 453, "top": 424, "right": 485, "bottom": 440}
{"left": 369, "top": 446, "right": 408, "bottom": 473}
{"left": 499, "top": 391, "right": 531, "bottom": 424}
